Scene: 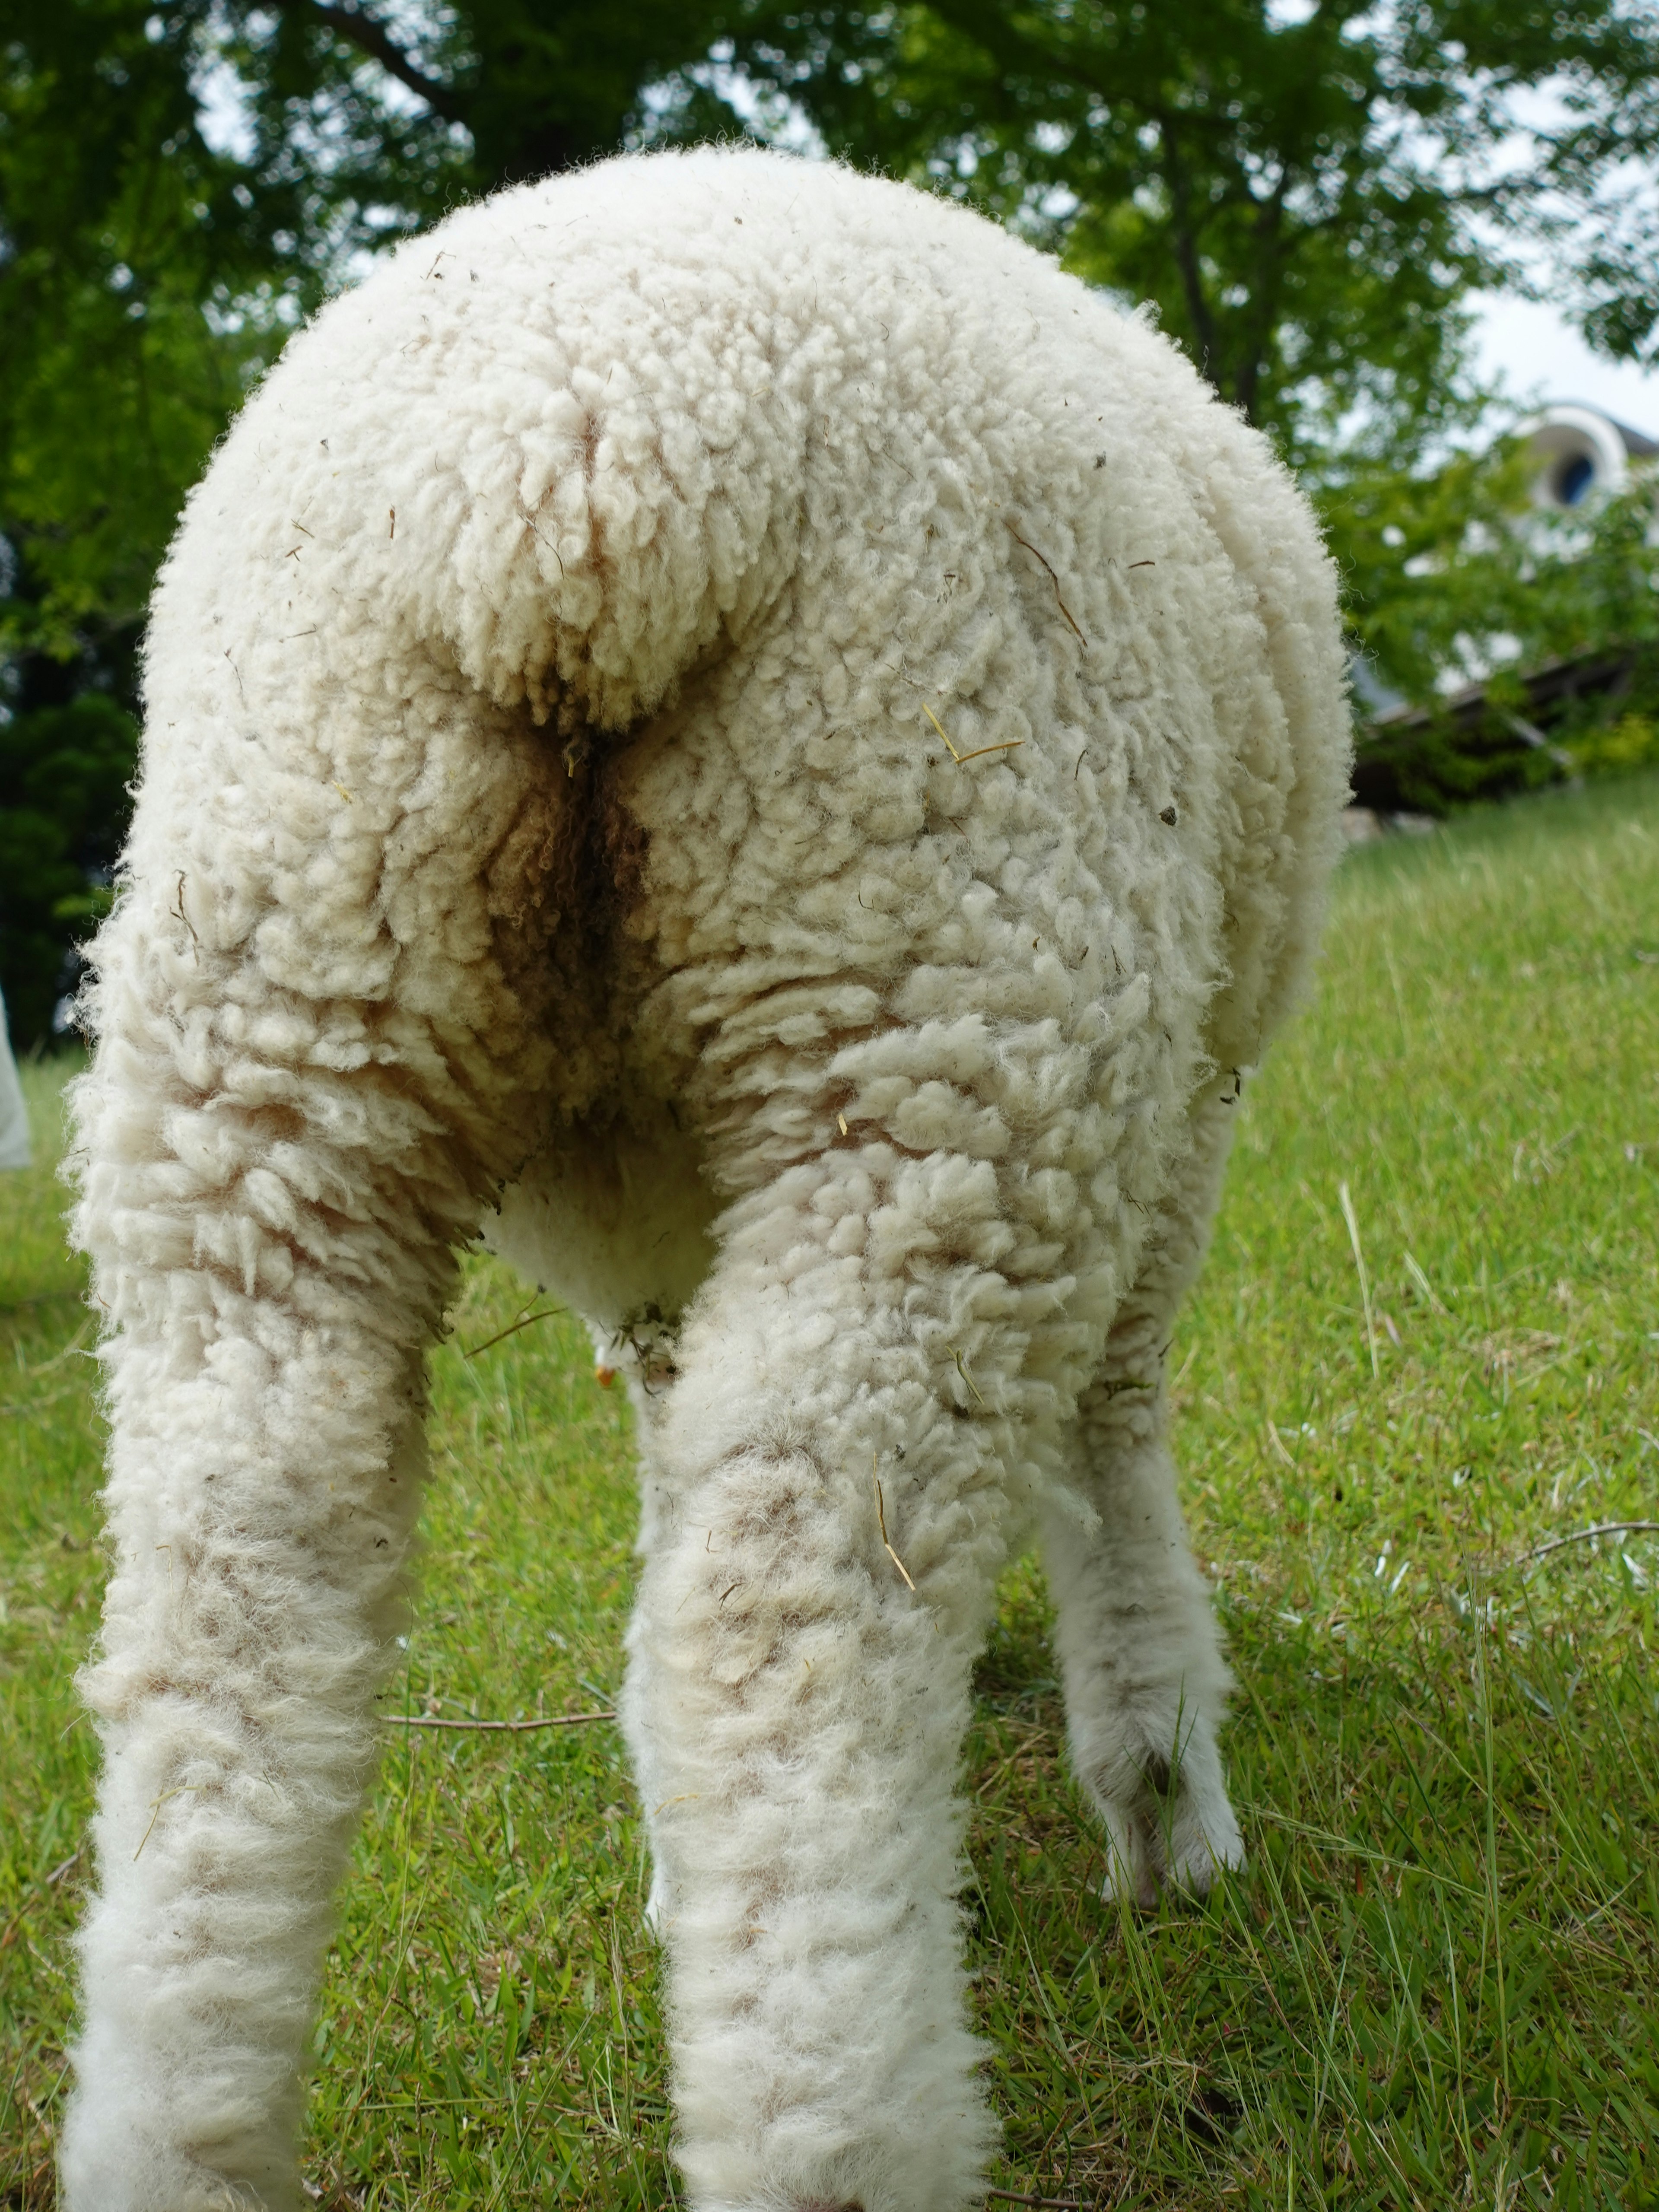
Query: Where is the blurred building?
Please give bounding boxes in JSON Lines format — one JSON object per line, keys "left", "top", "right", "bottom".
{"left": 1524, "top": 402, "right": 1659, "bottom": 514}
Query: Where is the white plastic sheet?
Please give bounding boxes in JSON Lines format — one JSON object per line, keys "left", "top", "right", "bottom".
{"left": 0, "top": 987, "right": 32, "bottom": 1170}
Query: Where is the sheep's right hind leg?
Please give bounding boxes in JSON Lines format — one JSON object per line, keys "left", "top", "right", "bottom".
{"left": 58, "top": 698, "right": 562, "bottom": 2211}
{"left": 1040, "top": 1092, "right": 1245, "bottom": 1907}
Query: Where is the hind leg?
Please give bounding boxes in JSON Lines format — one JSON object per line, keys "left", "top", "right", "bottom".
{"left": 1040, "top": 1090, "right": 1245, "bottom": 1907}
{"left": 613, "top": 1135, "right": 1057, "bottom": 2212}
{"left": 58, "top": 682, "right": 558, "bottom": 2210}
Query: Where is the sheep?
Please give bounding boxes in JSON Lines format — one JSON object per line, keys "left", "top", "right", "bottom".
{"left": 60, "top": 144, "right": 1350, "bottom": 2212}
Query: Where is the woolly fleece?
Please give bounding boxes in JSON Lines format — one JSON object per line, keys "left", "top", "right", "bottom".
{"left": 62, "top": 146, "right": 1350, "bottom": 2212}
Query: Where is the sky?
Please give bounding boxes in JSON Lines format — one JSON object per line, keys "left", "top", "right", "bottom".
{"left": 1473, "top": 296, "right": 1659, "bottom": 439}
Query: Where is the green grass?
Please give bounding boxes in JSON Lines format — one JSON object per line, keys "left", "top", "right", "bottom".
{"left": 5, "top": 773, "right": 1659, "bottom": 2209}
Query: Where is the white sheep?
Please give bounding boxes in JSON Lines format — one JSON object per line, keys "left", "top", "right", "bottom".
{"left": 61, "top": 146, "right": 1349, "bottom": 2212}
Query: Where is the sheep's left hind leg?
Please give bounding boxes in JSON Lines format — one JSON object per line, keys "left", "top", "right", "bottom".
{"left": 1040, "top": 1092, "right": 1246, "bottom": 1907}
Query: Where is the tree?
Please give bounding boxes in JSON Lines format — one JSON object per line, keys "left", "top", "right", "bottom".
{"left": 0, "top": 0, "right": 747, "bottom": 674}
{"left": 714, "top": 2, "right": 1659, "bottom": 471}
{"left": 706, "top": 3, "right": 1659, "bottom": 800}
{"left": 0, "top": 0, "right": 311, "bottom": 1037}
{"left": 240, "top": 0, "right": 738, "bottom": 193}
{"left": 0, "top": 0, "right": 738, "bottom": 1041}
{"left": 8, "top": 3, "right": 1659, "bottom": 1035}
{"left": 0, "top": 695, "right": 140, "bottom": 1046}
{"left": 0, "top": 3, "right": 324, "bottom": 647}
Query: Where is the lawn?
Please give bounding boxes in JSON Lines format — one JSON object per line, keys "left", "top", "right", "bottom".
{"left": 3, "top": 773, "right": 1657, "bottom": 2211}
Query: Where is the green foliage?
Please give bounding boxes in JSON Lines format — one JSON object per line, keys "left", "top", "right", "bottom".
{"left": 0, "top": 0, "right": 334, "bottom": 1040}
{"left": 1335, "top": 457, "right": 1659, "bottom": 812}
{"left": 216, "top": 0, "right": 739, "bottom": 199}
{"left": 1567, "top": 709, "right": 1659, "bottom": 779}
{"left": 720, "top": 2, "right": 1659, "bottom": 461}
{"left": 0, "top": 693, "right": 135, "bottom": 1044}
{"left": 1324, "top": 438, "right": 1536, "bottom": 711}
{"left": 0, "top": 0, "right": 740, "bottom": 1042}
{"left": 7, "top": 1, "right": 1659, "bottom": 1027}
{"left": 5, "top": 775, "right": 1659, "bottom": 2206}
{"left": 0, "top": 0, "right": 316, "bottom": 660}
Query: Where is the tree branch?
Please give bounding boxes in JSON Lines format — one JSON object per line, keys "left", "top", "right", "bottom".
{"left": 1233, "top": 168, "right": 1293, "bottom": 424}
{"left": 299, "top": 0, "right": 468, "bottom": 125}
{"left": 919, "top": 0, "right": 1241, "bottom": 135}
{"left": 1157, "top": 116, "right": 1221, "bottom": 390}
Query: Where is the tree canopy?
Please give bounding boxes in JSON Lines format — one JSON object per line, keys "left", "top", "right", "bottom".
{"left": 716, "top": 4, "right": 1659, "bottom": 463}
{"left": 4, "top": 0, "right": 1659, "bottom": 1039}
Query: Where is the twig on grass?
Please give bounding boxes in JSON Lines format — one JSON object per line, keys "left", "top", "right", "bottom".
{"left": 0, "top": 1382, "right": 86, "bottom": 1419}
{"left": 15, "top": 1318, "right": 93, "bottom": 1377}
{"left": 985, "top": 2191, "right": 1083, "bottom": 2209}
{"left": 383, "top": 1708, "right": 616, "bottom": 1733}
{"left": 1513, "top": 1520, "right": 1659, "bottom": 1567}
{"left": 462, "top": 1303, "right": 567, "bottom": 1359}
{"left": 0, "top": 1850, "right": 83, "bottom": 1952}
{"left": 1252, "top": 1811, "right": 1484, "bottom": 1901}
{"left": 0, "top": 1289, "right": 85, "bottom": 1316}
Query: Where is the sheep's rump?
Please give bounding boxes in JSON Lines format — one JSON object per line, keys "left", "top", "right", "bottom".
{"left": 104, "top": 149, "right": 1345, "bottom": 1346}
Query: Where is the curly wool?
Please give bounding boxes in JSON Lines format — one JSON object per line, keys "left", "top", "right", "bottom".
{"left": 62, "top": 146, "right": 1350, "bottom": 2212}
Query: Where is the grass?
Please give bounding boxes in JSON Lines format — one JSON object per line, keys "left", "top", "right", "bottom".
{"left": 4, "top": 771, "right": 1659, "bottom": 2209}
